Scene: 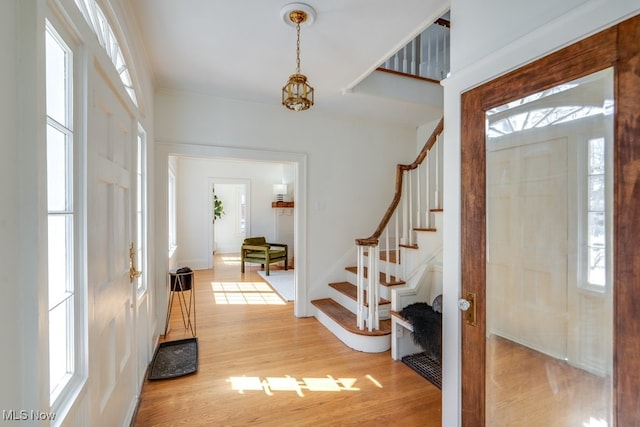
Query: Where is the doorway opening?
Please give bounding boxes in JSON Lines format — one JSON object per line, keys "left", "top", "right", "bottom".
{"left": 157, "top": 143, "right": 308, "bottom": 319}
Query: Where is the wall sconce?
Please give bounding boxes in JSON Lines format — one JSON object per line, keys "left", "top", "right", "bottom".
{"left": 273, "top": 184, "right": 288, "bottom": 202}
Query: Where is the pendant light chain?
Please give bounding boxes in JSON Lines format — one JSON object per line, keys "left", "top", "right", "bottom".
{"left": 296, "top": 22, "right": 301, "bottom": 74}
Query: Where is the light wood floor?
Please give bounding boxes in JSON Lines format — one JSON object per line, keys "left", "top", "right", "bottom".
{"left": 133, "top": 255, "right": 442, "bottom": 426}
{"left": 486, "top": 335, "right": 612, "bottom": 426}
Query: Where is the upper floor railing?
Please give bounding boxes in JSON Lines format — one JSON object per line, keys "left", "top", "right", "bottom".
{"left": 378, "top": 17, "right": 450, "bottom": 82}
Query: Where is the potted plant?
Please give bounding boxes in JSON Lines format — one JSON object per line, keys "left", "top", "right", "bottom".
{"left": 213, "top": 193, "right": 225, "bottom": 222}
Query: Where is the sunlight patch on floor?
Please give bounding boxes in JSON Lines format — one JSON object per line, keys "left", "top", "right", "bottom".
{"left": 365, "top": 374, "right": 383, "bottom": 388}
{"left": 220, "top": 255, "right": 241, "bottom": 265}
{"left": 583, "top": 418, "right": 608, "bottom": 427}
{"left": 210, "top": 281, "right": 285, "bottom": 305}
{"left": 228, "top": 375, "right": 363, "bottom": 397}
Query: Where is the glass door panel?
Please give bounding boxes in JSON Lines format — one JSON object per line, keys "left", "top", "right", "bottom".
{"left": 485, "top": 68, "right": 613, "bottom": 426}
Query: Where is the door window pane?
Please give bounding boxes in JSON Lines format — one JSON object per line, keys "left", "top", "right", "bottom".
{"left": 46, "top": 126, "right": 69, "bottom": 211}
{"left": 588, "top": 175, "right": 605, "bottom": 211}
{"left": 45, "top": 30, "right": 68, "bottom": 126}
{"left": 48, "top": 215, "right": 73, "bottom": 307}
{"left": 49, "top": 298, "right": 72, "bottom": 396}
{"left": 588, "top": 246, "right": 606, "bottom": 286}
{"left": 589, "top": 138, "right": 605, "bottom": 174}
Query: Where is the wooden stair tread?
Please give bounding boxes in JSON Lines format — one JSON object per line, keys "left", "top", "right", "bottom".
{"left": 414, "top": 227, "right": 437, "bottom": 232}
{"left": 390, "top": 310, "right": 415, "bottom": 330}
{"left": 344, "top": 267, "right": 406, "bottom": 286}
{"left": 311, "top": 298, "right": 391, "bottom": 336}
{"left": 390, "top": 310, "right": 407, "bottom": 321}
{"left": 399, "top": 243, "right": 418, "bottom": 250}
{"left": 431, "top": 208, "right": 443, "bottom": 212}
{"left": 381, "top": 277, "right": 406, "bottom": 287}
{"left": 329, "top": 281, "right": 390, "bottom": 305}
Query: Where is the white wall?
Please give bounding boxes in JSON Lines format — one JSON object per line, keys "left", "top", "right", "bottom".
{"left": 155, "top": 89, "right": 417, "bottom": 314}
{"left": 0, "top": 0, "right": 25, "bottom": 412}
{"left": 175, "top": 157, "right": 285, "bottom": 267}
{"left": 442, "top": 1, "right": 640, "bottom": 426}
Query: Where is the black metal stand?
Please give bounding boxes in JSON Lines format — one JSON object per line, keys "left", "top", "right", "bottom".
{"left": 164, "top": 270, "right": 196, "bottom": 337}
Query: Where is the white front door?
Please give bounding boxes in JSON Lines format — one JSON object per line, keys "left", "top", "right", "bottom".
{"left": 487, "top": 137, "right": 568, "bottom": 358}
{"left": 87, "top": 63, "right": 137, "bottom": 425}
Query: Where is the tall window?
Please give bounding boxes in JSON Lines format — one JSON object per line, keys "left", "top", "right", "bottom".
{"left": 136, "top": 127, "right": 147, "bottom": 293}
{"left": 586, "top": 137, "right": 607, "bottom": 289}
{"left": 45, "top": 23, "right": 76, "bottom": 403}
{"left": 74, "top": 0, "right": 137, "bottom": 105}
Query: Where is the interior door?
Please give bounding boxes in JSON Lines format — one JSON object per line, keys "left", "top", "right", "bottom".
{"left": 209, "top": 180, "right": 249, "bottom": 261}
{"left": 87, "top": 62, "right": 137, "bottom": 425}
{"left": 460, "top": 15, "right": 640, "bottom": 426}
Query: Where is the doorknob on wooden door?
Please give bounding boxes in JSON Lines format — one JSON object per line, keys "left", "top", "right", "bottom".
{"left": 458, "top": 293, "right": 476, "bottom": 326}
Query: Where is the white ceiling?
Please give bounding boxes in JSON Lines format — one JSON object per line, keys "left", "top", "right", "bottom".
{"left": 129, "top": 0, "right": 448, "bottom": 127}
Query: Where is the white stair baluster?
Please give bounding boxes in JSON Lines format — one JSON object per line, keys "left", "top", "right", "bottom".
{"left": 426, "top": 153, "right": 431, "bottom": 228}
{"left": 417, "top": 162, "right": 422, "bottom": 229}
{"left": 383, "top": 227, "right": 389, "bottom": 283}
{"left": 408, "top": 170, "right": 413, "bottom": 245}
{"left": 411, "top": 39, "right": 416, "bottom": 75}
{"left": 356, "top": 246, "right": 365, "bottom": 330}
{"left": 367, "top": 245, "right": 379, "bottom": 331}
{"left": 394, "top": 209, "right": 400, "bottom": 280}
{"left": 402, "top": 174, "right": 408, "bottom": 245}
{"left": 435, "top": 137, "right": 440, "bottom": 209}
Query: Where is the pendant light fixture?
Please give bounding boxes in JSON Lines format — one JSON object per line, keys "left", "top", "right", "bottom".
{"left": 281, "top": 3, "right": 316, "bottom": 111}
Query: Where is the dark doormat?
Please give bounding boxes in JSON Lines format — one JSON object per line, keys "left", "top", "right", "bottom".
{"left": 148, "top": 337, "right": 198, "bottom": 380}
{"left": 402, "top": 352, "right": 441, "bottom": 389}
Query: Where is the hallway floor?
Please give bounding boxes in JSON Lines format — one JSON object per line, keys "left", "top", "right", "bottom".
{"left": 133, "top": 254, "right": 442, "bottom": 426}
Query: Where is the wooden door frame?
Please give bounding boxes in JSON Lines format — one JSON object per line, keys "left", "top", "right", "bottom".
{"left": 460, "top": 15, "right": 640, "bottom": 426}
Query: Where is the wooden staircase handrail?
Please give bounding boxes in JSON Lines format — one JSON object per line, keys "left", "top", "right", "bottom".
{"left": 355, "top": 117, "right": 444, "bottom": 246}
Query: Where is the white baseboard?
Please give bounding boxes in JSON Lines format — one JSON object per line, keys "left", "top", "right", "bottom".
{"left": 176, "top": 258, "right": 209, "bottom": 270}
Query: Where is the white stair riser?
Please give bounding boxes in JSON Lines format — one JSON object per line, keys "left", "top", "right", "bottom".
{"left": 328, "top": 286, "right": 390, "bottom": 319}
{"left": 362, "top": 258, "right": 401, "bottom": 277}
{"left": 313, "top": 307, "right": 391, "bottom": 353}
{"left": 433, "top": 210, "right": 443, "bottom": 230}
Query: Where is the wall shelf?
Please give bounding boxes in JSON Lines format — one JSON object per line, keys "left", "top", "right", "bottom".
{"left": 272, "top": 201, "right": 294, "bottom": 208}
